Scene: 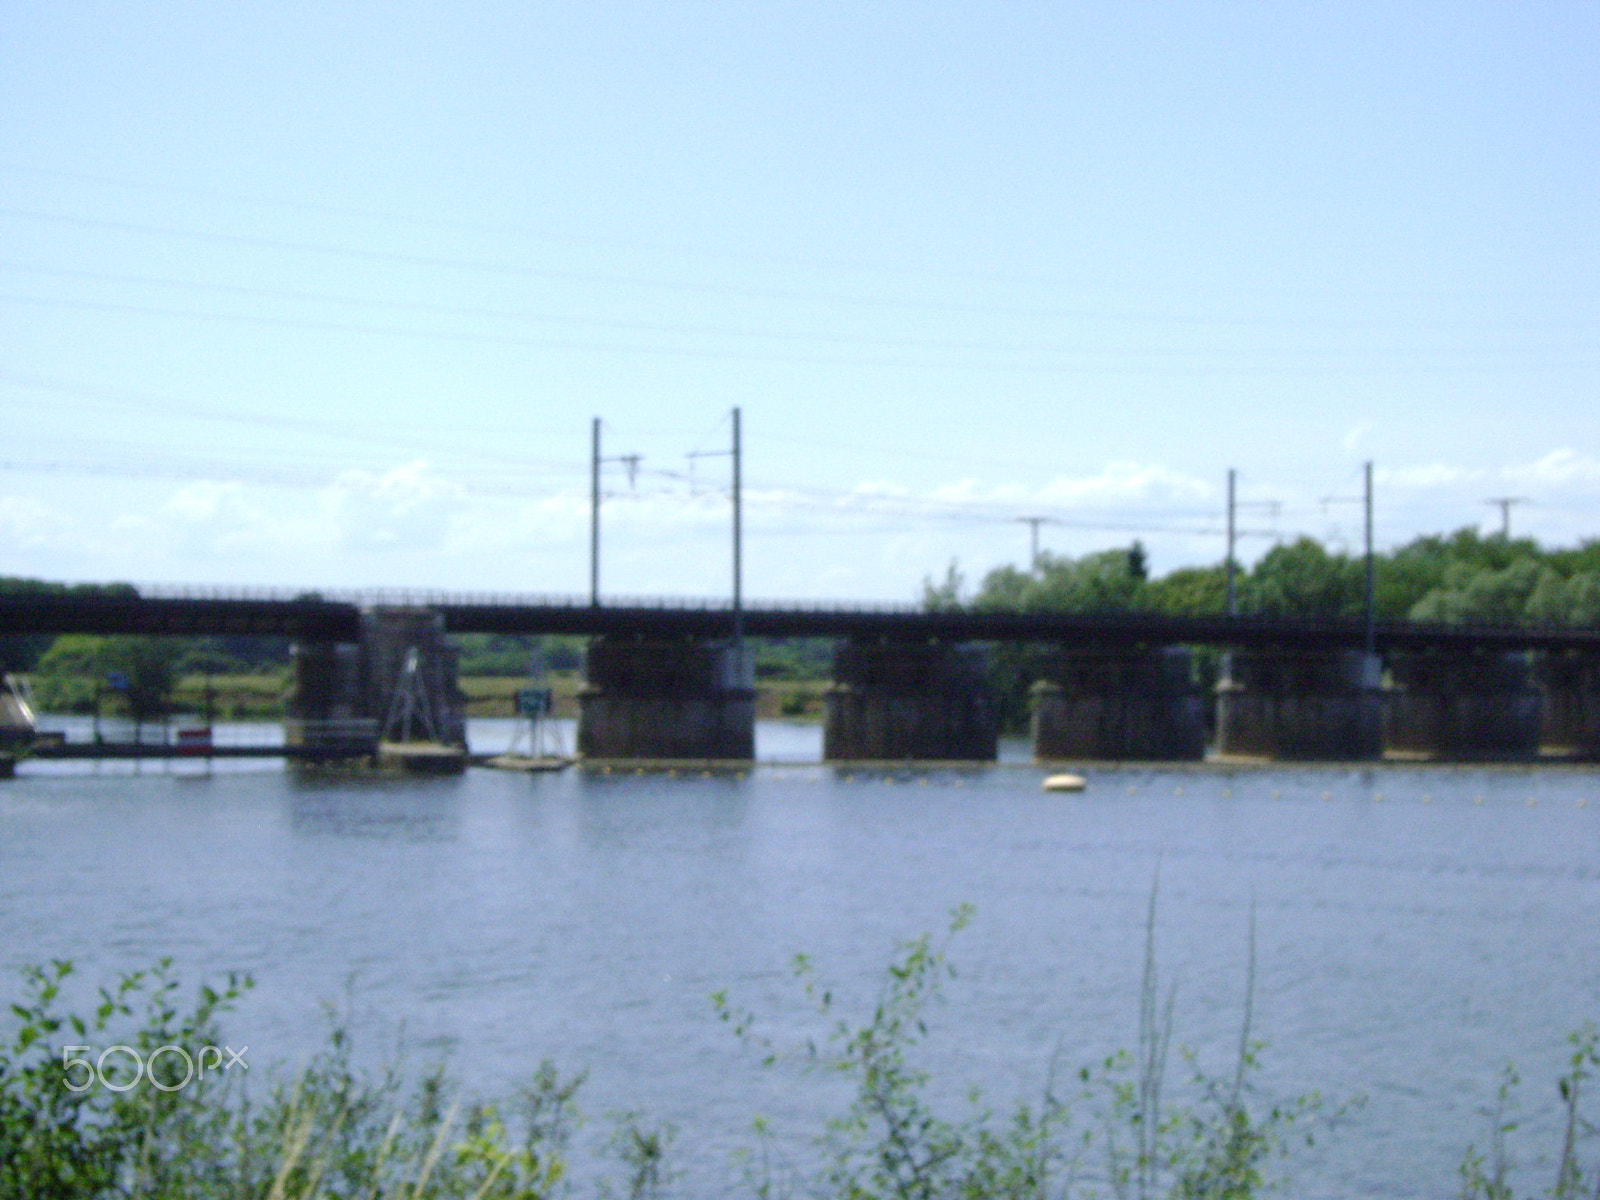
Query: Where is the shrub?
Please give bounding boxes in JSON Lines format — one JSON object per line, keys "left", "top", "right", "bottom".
{"left": 716, "top": 898, "right": 1331, "bottom": 1199}
{"left": 0, "top": 960, "right": 655, "bottom": 1200}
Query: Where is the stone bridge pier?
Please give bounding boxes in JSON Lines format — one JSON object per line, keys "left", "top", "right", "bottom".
{"left": 1030, "top": 645, "right": 1205, "bottom": 762}
{"left": 1215, "top": 647, "right": 1383, "bottom": 761}
{"left": 823, "top": 640, "right": 997, "bottom": 762}
{"left": 577, "top": 636, "right": 755, "bottom": 760}
{"left": 286, "top": 607, "right": 466, "bottom": 756}
{"left": 1384, "top": 648, "right": 1541, "bottom": 761}
{"left": 1538, "top": 649, "right": 1600, "bottom": 760}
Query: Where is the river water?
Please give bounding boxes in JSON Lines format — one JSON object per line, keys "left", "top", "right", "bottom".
{"left": 2, "top": 718, "right": 1597, "bottom": 1197}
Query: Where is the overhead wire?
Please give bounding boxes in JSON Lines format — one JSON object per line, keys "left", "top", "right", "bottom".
{"left": 9, "top": 160, "right": 1600, "bottom": 319}
{"left": 4, "top": 170, "right": 1591, "bottom": 559}
{"left": 9, "top": 289, "right": 1593, "bottom": 378}
{"left": 0, "top": 369, "right": 586, "bottom": 478}
{"left": 5, "top": 202, "right": 1598, "bottom": 340}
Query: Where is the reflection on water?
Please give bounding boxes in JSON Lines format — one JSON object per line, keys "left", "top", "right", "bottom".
{"left": 287, "top": 784, "right": 464, "bottom": 842}
{"left": 1, "top": 724, "right": 1597, "bottom": 1198}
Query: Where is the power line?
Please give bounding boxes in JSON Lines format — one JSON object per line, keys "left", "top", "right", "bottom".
{"left": 8, "top": 203, "right": 1600, "bottom": 337}
{"left": 9, "top": 161, "right": 1600, "bottom": 321}
{"left": 9, "top": 290, "right": 1596, "bottom": 378}
{"left": 0, "top": 368, "right": 582, "bottom": 474}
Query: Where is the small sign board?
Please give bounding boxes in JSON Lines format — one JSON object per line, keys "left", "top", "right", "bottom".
{"left": 515, "top": 688, "right": 553, "bottom": 717}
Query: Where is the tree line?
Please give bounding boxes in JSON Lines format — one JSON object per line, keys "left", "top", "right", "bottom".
{"left": 926, "top": 526, "right": 1600, "bottom": 627}
{"left": 922, "top": 527, "right": 1600, "bottom": 732}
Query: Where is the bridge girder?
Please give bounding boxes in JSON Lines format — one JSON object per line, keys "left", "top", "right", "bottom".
{"left": 2, "top": 594, "right": 1598, "bottom": 652}
{"left": 0, "top": 596, "right": 360, "bottom": 640}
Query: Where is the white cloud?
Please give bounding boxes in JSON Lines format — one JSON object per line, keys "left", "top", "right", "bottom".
{"left": 447, "top": 491, "right": 590, "bottom": 555}
{"left": 322, "top": 461, "right": 468, "bottom": 553}
{"left": 0, "top": 495, "right": 80, "bottom": 551}
{"left": 1376, "top": 463, "right": 1484, "bottom": 489}
{"left": 1504, "top": 449, "right": 1600, "bottom": 488}
{"left": 930, "top": 478, "right": 985, "bottom": 503}
{"left": 1036, "top": 461, "right": 1211, "bottom": 507}
{"left": 848, "top": 480, "right": 912, "bottom": 499}
{"left": 1342, "top": 422, "right": 1371, "bottom": 452}
{"left": 158, "top": 481, "right": 328, "bottom": 558}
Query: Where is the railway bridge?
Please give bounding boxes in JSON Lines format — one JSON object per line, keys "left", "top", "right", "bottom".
{"left": 4, "top": 588, "right": 1599, "bottom": 763}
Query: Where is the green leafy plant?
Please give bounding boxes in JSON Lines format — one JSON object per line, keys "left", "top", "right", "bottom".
{"left": 1459, "top": 1024, "right": 1600, "bottom": 1200}
{"left": 1082, "top": 893, "right": 1340, "bottom": 1200}
{"left": 718, "top": 897, "right": 1332, "bottom": 1200}
{"left": 719, "top": 903, "right": 1079, "bottom": 1200}
{"left": 0, "top": 960, "right": 666, "bottom": 1200}
{"left": 0, "top": 957, "right": 249, "bottom": 1200}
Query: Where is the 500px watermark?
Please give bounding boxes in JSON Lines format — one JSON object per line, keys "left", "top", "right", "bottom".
{"left": 61, "top": 1044, "right": 248, "bottom": 1092}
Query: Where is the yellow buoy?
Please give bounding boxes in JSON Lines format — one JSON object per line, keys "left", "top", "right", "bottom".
{"left": 1042, "top": 773, "right": 1087, "bottom": 792}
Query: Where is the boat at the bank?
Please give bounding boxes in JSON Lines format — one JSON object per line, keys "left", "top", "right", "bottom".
{"left": 1, "top": 675, "right": 38, "bottom": 776}
{"left": 1, "top": 674, "right": 38, "bottom": 750}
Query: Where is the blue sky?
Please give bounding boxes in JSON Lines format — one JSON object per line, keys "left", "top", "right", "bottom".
{"left": 3, "top": 2, "right": 1597, "bottom": 601}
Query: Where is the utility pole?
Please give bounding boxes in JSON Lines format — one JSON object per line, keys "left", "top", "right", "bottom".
{"left": 1225, "top": 469, "right": 1237, "bottom": 617}
{"left": 1317, "top": 464, "right": 1377, "bottom": 651}
{"left": 1225, "top": 474, "right": 1282, "bottom": 616}
{"left": 590, "top": 418, "right": 600, "bottom": 606}
{"left": 1018, "top": 516, "right": 1047, "bottom": 571}
{"left": 1484, "top": 496, "right": 1527, "bottom": 539}
{"left": 589, "top": 418, "right": 642, "bottom": 607}
{"left": 732, "top": 406, "right": 743, "bottom": 647}
{"left": 685, "top": 409, "right": 744, "bottom": 644}
{"left": 1364, "top": 460, "right": 1375, "bottom": 656}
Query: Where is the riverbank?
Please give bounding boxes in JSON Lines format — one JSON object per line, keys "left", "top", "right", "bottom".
{"left": 22, "top": 671, "right": 832, "bottom": 724}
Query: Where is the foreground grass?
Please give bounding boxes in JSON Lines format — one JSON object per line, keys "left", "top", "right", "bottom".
{"left": 2, "top": 910, "right": 1596, "bottom": 1199}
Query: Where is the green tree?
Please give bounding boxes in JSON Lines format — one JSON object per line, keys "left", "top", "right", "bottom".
{"left": 922, "top": 561, "right": 967, "bottom": 612}
{"left": 970, "top": 547, "right": 1147, "bottom": 615}
{"left": 36, "top": 636, "right": 182, "bottom": 721}
{"left": 1144, "top": 565, "right": 1228, "bottom": 616}
{"left": 99, "top": 637, "right": 182, "bottom": 721}
{"left": 1526, "top": 570, "right": 1600, "bottom": 627}
{"left": 1409, "top": 560, "right": 1545, "bottom": 626}
{"left": 1243, "top": 538, "right": 1364, "bottom": 620}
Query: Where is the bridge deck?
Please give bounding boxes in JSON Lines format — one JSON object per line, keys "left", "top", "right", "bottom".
{"left": 3, "top": 593, "right": 1597, "bottom": 650}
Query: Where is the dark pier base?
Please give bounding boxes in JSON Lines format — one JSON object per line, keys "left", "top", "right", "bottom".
{"left": 823, "top": 641, "right": 997, "bottom": 762}
{"left": 286, "top": 606, "right": 466, "bottom": 761}
{"left": 1385, "top": 649, "right": 1541, "bottom": 761}
{"left": 1216, "top": 648, "right": 1382, "bottom": 761}
{"left": 359, "top": 608, "right": 467, "bottom": 748}
{"left": 578, "top": 637, "right": 755, "bottom": 760}
{"left": 1030, "top": 646, "right": 1205, "bottom": 762}
{"left": 1539, "top": 649, "right": 1600, "bottom": 760}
